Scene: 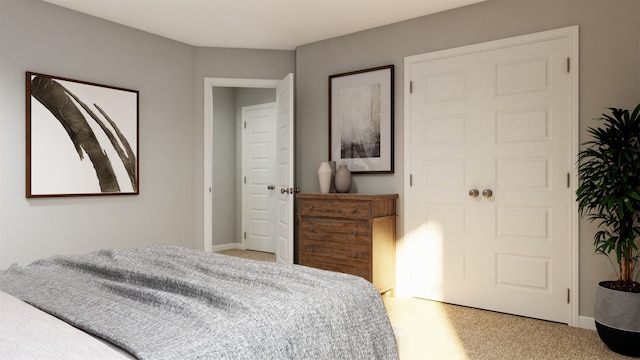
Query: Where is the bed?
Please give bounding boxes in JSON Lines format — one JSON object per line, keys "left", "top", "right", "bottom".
{"left": 0, "top": 245, "right": 398, "bottom": 360}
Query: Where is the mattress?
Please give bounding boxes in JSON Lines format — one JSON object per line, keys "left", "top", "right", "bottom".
{"left": 0, "top": 289, "right": 135, "bottom": 360}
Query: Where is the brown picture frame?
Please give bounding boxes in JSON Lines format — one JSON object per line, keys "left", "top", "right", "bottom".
{"left": 26, "top": 72, "right": 139, "bottom": 198}
{"left": 329, "top": 65, "right": 394, "bottom": 174}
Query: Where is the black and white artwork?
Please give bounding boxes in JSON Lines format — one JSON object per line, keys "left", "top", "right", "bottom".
{"left": 329, "top": 65, "right": 393, "bottom": 174}
{"left": 26, "top": 72, "right": 139, "bottom": 197}
{"left": 339, "top": 83, "right": 381, "bottom": 159}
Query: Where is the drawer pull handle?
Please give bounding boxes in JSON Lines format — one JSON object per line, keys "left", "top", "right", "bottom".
{"left": 309, "top": 247, "right": 315, "bottom": 253}
{"left": 352, "top": 231, "right": 358, "bottom": 236}
{"left": 309, "top": 227, "right": 315, "bottom": 232}
{"left": 351, "top": 253, "right": 359, "bottom": 259}
{"left": 352, "top": 207, "right": 357, "bottom": 212}
{"left": 309, "top": 205, "right": 314, "bottom": 210}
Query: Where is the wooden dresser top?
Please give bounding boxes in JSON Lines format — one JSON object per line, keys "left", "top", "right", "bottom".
{"left": 296, "top": 193, "right": 398, "bottom": 201}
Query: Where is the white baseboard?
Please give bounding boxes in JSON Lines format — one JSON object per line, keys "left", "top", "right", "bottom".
{"left": 211, "top": 243, "right": 244, "bottom": 252}
{"left": 578, "top": 316, "right": 596, "bottom": 331}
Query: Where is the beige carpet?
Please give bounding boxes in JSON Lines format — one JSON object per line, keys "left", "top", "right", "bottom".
{"left": 383, "top": 295, "right": 634, "bottom": 360}
{"left": 215, "top": 250, "right": 632, "bottom": 359}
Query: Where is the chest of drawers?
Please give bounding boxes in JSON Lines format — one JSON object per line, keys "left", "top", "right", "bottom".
{"left": 297, "top": 193, "right": 397, "bottom": 294}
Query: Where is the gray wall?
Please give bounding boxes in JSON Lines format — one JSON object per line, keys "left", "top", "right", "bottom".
{"left": 295, "top": 0, "right": 640, "bottom": 317}
{"left": 0, "top": 0, "right": 195, "bottom": 267}
{"left": 211, "top": 87, "right": 236, "bottom": 246}
{"left": 0, "top": 0, "right": 295, "bottom": 268}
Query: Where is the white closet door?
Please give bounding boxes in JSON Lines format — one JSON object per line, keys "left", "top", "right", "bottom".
{"left": 407, "top": 51, "right": 485, "bottom": 309}
{"left": 406, "top": 31, "right": 575, "bottom": 323}
{"left": 480, "top": 37, "right": 572, "bottom": 322}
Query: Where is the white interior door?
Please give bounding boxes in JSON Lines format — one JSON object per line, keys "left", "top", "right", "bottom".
{"left": 405, "top": 27, "right": 577, "bottom": 323}
{"left": 242, "top": 103, "right": 276, "bottom": 253}
{"left": 275, "top": 73, "right": 295, "bottom": 264}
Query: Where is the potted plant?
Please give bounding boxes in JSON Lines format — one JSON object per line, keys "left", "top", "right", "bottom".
{"left": 577, "top": 104, "right": 640, "bottom": 357}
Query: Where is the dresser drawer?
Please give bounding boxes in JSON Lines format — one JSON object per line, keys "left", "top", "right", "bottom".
{"left": 301, "top": 259, "right": 371, "bottom": 281}
{"left": 299, "top": 218, "right": 370, "bottom": 244}
{"left": 298, "top": 199, "right": 370, "bottom": 219}
{"left": 299, "top": 239, "right": 370, "bottom": 266}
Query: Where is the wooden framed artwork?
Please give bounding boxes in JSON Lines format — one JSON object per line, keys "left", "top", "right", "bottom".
{"left": 26, "top": 72, "right": 139, "bottom": 197}
{"left": 329, "top": 65, "right": 394, "bottom": 174}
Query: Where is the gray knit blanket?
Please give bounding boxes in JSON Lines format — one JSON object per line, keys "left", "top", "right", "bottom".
{"left": 0, "top": 245, "right": 398, "bottom": 360}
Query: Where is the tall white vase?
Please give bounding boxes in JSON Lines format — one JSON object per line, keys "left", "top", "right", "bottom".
{"left": 318, "top": 162, "right": 332, "bottom": 193}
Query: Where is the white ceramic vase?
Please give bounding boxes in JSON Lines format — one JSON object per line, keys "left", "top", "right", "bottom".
{"left": 318, "top": 162, "right": 332, "bottom": 193}
{"left": 334, "top": 164, "right": 352, "bottom": 193}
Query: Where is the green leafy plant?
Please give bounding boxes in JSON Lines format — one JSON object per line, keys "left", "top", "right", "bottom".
{"left": 577, "top": 104, "right": 640, "bottom": 292}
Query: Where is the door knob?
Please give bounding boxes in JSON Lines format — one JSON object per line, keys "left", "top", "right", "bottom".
{"left": 469, "top": 189, "right": 480, "bottom": 197}
{"left": 267, "top": 185, "right": 275, "bottom": 190}
{"left": 482, "top": 189, "right": 493, "bottom": 198}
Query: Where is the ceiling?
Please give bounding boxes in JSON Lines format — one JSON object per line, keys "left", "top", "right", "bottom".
{"left": 42, "top": 0, "right": 486, "bottom": 50}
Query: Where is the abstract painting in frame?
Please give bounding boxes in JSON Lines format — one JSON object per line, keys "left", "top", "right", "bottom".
{"left": 329, "top": 65, "right": 394, "bottom": 174}
{"left": 26, "top": 72, "right": 139, "bottom": 197}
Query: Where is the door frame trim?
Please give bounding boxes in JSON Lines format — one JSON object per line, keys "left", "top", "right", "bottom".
{"left": 203, "top": 78, "right": 279, "bottom": 253}
{"left": 403, "top": 25, "right": 579, "bottom": 326}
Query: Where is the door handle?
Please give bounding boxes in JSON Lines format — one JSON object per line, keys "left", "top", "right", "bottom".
{"left": 267, "top": 185, "right": 275, "bottom": 190}
{"left": 469, "top": 189, "right": 480, "bottom": 198}
{"left": 280, "top": 187, "right": 294, "bottom": 194}
{"left": 482, "top": 189, "right": 493, "bottom": 198}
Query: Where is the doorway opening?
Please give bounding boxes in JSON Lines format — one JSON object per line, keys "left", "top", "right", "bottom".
{"left": 203, "top": 75, "right": 295, "bottom": 264}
